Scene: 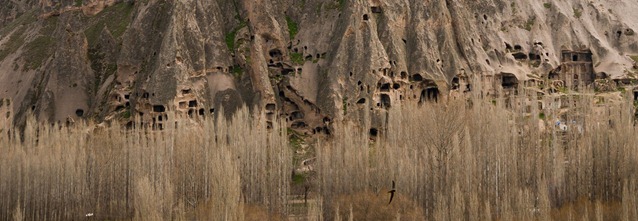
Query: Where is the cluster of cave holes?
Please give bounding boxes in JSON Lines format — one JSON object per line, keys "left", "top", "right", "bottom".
{"left": 312, "top": 126, "right": 331, "bottom": 135}
{"left": 291, "top": 121, "right": 306, "bottom": 129}
{"left": 268, "top": 49, "right": 283, "bottom": 66}
{"left": 300, "top": 51, "right": 326, "bottom": 62}
{"left": 113, "top": 93, "right": 131, "bottom": 112}
{"left": 189, "top": 108, "right": 209, "bottom": 117}
{"left": 373, "top": 73, "right": 442, "bottom": 107}
{"left": 451, "top": 77, "right": 471, "bottom": 92}
{"left": 280, "top": 89, "right": 333, "bottom": 135}
{"left": 357, "top": 80, "right": 367, "bottom": 92}
{"left": 506, "top": 42, "right": 546, "bottom": 61}
{"left": 112, "top": 90, "right": 155, "bottom": 112}
{"left": 179, "top": 100, "right": 198, "bottom": 109}
{"left": 529, "top": 53, "right": 541, "bottom": 60}
{"left": 375, "top": 81, "right": 401, "bottom": 108}
{"left": 419, "top": 87, "right": 440, "bottom": 103}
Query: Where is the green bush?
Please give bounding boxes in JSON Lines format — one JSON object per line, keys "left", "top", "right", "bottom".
{"left": 286, "top": 16, "right": 298, "bottom": 40}
{"left": 291, "top": 52, "right": 304, "bottom": 65}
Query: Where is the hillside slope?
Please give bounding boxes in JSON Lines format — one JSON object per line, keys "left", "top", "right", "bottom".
{"left": 1, "top": 0, "right": 637, "bottom": 132}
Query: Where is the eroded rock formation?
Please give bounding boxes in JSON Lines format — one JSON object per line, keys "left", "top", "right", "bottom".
{"left": 1, "top": 0, "right": 637, "bottom": 133}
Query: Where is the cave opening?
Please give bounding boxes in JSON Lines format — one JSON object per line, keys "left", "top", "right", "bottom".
{"left": 75, "top": 109, "right": 84, "bottom": 117}
{"left": 529, "top": 53, "right": 541, "bottom": 60}
{"left": 412, "top": 74, "right": 424, "bottom": 81}
{"left": 380, "top": 83, "right": 391, "bottom": 92}
{"left": 369, "top": 128, "right": 378, "bottom": 137}
{"left": 291, "top": 111, "right": 304, "bottom": 120}
{"left": 501, "top": 73, "right": 519, "bottom": 88}
{"left": 452, "top": 77, "right": 460, "bottom": 90}
{"left": 292, "top": 121, "right": 307, "bottom": 129}
{"left": 512, "top": 52, "right": 528, "bottom": 60}
{"left": 269, "top": 49, "right": 282, "bottom": 58}
{"left": 380, "top": 94, "right": 391, "bottom": 108}
{"left": 266, "top": 103, "right": 276, "bottom": 112}
{"left": 282, "top": 68, "right": 295, "bottom": 75}
{"left": 420, "top": 88, "right": 440, "bottom": 103}
{"left": 153, "top": 105, "right": 166, "bottom": 113}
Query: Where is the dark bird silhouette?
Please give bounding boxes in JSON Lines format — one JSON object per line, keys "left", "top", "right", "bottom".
{"left": 388, "top": 180, "right": 396, "bottom": 204}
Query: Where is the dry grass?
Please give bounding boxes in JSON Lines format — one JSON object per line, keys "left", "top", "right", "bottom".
{"left": 1, "top": 87, "right": 638, "bottom": 220}
{"left": 331, "top": 191, "right": 425, "bottom": 220}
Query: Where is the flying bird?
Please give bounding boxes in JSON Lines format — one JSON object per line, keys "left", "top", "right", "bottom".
{"left": 388, "top": 180, "right": 396, "bottom": 204}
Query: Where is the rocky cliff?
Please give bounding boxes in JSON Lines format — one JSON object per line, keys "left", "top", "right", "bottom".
{"left": 1, "top": 0, "right": 637, "bottom": 134}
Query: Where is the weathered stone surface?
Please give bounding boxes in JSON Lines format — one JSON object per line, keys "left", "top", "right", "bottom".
{"left": 1, "top": 0, "right": 637, "bottom": 132}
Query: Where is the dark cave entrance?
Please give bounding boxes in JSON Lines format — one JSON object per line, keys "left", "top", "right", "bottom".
{"left": 501, "top": 73, "right": 519, "bottom": 89}
{"left": 75, "top": 109, "right": 84, "bottom": 117}
{"left": 369, "top": 128, "right": 378, "bottom": 137}
{"left": 380, "top": 94, "right": 391, "bottom": 108}
{"left": 420, "top": 87, "right": 440, "bottom": 103}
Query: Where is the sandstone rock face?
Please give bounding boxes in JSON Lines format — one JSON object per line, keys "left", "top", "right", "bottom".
{"left": 1, "top": 0, "right": 637, "bottom": 132}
